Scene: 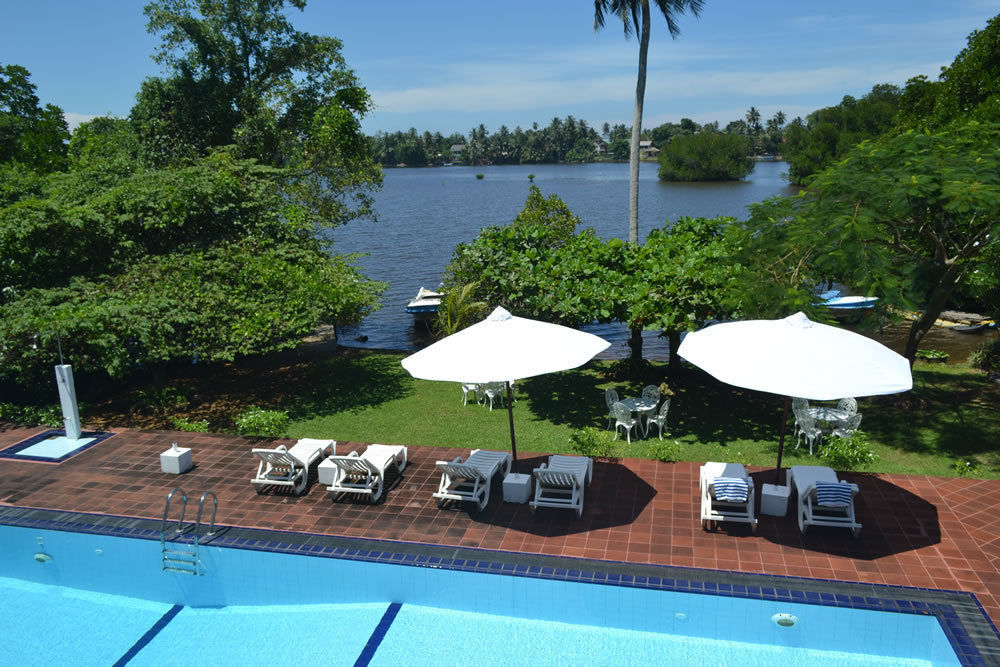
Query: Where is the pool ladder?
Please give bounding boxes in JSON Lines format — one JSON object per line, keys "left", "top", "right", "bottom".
{"left": 160, "top": 488, "right": 217, "bottom": 575}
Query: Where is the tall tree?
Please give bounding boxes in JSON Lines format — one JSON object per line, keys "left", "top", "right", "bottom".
{"left": 141, "top": 0, "right": 381, "bottom": 225}
{"left": 593, "top": 0, "right": 703, "bottom": 243}
{"left": 0, "top": 64, "right": 69, "bottom": 173}
{"left": 745, "top": 121, "right": 1000, "bottom": 365}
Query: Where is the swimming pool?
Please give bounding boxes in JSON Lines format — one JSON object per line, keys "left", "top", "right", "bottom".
{"left": 0, "top": 509, "right": 990, "bottom": 665}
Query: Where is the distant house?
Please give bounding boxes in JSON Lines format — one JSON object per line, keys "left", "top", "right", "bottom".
{"left": 450, "top": 144, "right": 466, "bottom": 158}
{"left": 638, "top": 140, "right": 659, "bottom": 159}
{"left": 593, "top": 138, "right": 607, "bottom": 155}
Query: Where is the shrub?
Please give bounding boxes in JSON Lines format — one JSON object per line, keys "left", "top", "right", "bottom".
{"left": 235, "top": 406, "right": 289, "bottom": 438}
{"left": 651, "top": 439, "right": 682, "bottom": 463}
{"left": 915, "top": 349, "right": 949, "bottom": 362}
{"left": 820, "top": 430, "right": 879, "bottom": 471}
{"left": 968, "top": 339, "right": 1000, "bottom": 373}
{"left": 475, "top": 173, "right": 484, "bottom": 180}
{"left": 0, "top": 402, "right": 63, "bottom": 427}
{"left": 569, "top": 427, "right": 615, "bottom": 459}
{"left": 951, "top": 458, "right": 981, "bottom": 477}
{"left": 171, "top": 416, "right": 210, "bottom": 432}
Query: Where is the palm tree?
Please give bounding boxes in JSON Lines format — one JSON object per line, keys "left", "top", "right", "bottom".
{"left": 594, "top": 0, "right": 704, "bottom": 244}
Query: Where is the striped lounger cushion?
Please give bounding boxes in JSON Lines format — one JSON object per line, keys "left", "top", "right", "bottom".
{"left": 814, "top": 481, "right": 852, "bottom": 508}
{"left": 713, "top": 477, "right": 748, "bottom": 503}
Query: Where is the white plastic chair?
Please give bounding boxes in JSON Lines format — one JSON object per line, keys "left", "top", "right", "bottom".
{"left": 432, "top": 449, "right": 512, "bottom": 511}
{"left": 529, "top": 455, "right": 593, "bottom": 518}
{"left": 325, "top": 444, "right": 407, "bottom": 503}
{"left": 788, "top": 465, "right": 861, "bottom": 537}
{"left": 699, "top": 461, "right": 757, "bottom": 532}
{"left": 644, "top": 399, "right": 671, "bottom": 439}
{"left": 612, "top": 401, "right": 638, "bottom": 443}
{"left": 250, "top": 438, "right": 334, "bottom": 495}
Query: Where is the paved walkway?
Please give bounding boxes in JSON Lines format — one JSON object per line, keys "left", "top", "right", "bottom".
{"left": 1, "top": 425, "right": 998, "bottom": 629}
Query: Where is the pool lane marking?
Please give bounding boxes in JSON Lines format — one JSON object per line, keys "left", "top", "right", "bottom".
{"left": 354, "top": 602, "right": 402, "bottom": 667}
{"left": 112, "top": 604, "right": 183, "bottom": 667}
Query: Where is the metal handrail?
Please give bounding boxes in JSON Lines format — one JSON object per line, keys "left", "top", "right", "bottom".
{"left": 161, "top": 487, "right": 187, "bottom": 536}
{"left": 195, "top": 491, "right": 218, "bottom": 538}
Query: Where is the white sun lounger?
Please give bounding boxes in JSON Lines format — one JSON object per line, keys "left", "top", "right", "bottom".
{"left": 325, "top": 444, "right": 407, "bottom": 503}
{"left": 699, "top": 461, "right": 757, "bottom": 532}
{"left": 529, "top": 455, "right": 593, "bottom": 518}
{"left": 433, "top": 449, "right": 512, "bottom": 511}
{"left": 788, "top": 465, "right": 861, "bottom": 538}
{"left": 250, "top": 438, "right": 335, "bottom": 495}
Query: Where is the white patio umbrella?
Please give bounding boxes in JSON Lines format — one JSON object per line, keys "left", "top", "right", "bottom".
{"left": 677, "top": 312, "right": 912, "bottom": 482}
{"left": 401, "top": 307, "right": 610, "bottom": 464}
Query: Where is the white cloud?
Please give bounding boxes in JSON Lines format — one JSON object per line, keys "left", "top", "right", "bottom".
{"left": 63, "top": 112, "right": 101, "bottom": 131}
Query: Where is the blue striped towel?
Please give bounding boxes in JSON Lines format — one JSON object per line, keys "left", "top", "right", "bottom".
{"left": 712, "top": 477, "right": 748, "bottom": 503}
{"left": 815, "top": 481, "right": 853, "bottom": 508}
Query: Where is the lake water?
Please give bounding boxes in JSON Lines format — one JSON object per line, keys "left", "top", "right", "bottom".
{"left": 327, "top": 161, "right": 995, "bottom": 362}
{"left": 329, "top": 161, "right": 796, "bottom": 358}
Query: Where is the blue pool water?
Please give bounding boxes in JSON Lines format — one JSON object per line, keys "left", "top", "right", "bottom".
{"left": 0, "top": 525, "right": 962, "bottom": 665}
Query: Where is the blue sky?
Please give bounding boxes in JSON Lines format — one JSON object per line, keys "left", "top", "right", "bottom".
{"left": 1, "top": 1, "right": 996, "bottom": 136}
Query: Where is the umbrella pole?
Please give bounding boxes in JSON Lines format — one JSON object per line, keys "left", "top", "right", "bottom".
{"left": 505, "top": 381, "right": 518, "bottom": 467}
{"left": 774, "top": 396, "right": 790, "bottom": 485}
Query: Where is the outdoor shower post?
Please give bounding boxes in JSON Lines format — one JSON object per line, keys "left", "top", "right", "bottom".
{"left": 55, "top": 364, "right": 82, "bottom": 440}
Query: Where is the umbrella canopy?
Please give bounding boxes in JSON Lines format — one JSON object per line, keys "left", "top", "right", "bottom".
{"left": 678, "top": 312, "right": 912, "bottom": 480}
{"left": 401, "top": 307, "right": 610, "bottom": 463}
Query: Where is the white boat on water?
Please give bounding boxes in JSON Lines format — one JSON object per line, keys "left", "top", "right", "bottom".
{"left": 823, "top": 295, "right": 878, "bottom": 310}
{"left": 405, "top": 287, "right": 443, "bottom": 317}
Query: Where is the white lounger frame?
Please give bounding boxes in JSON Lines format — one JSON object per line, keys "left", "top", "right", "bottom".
{"left": 251, "top": 438, "right": 334, "bottom": 495}
{"left": 529, "top": 455, "right": 593, "bottom": 518}
{"left": 326, "top": 444, "right": 407, "bottom": 504}
{"left": 789, "top": 465, "right": 861, "bottom": 538}
{"left": 699, "top": 461, "right": 757, "bottom": 533}
{"left": 433, "top": 449, "right": 512, "bottom": 511}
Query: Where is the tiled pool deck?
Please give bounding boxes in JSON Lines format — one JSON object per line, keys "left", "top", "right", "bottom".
{"left": 1, "top": 426, "right": 998, "bottom": 657}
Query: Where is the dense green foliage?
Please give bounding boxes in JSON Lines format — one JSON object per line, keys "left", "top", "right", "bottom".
{"left": 783, "top": 84, "right": 901, "bottom": 185}
{"left": 0, "top": 150, "right": 385, "bottom": 384}
{"left": 896, "top": 14, "right": 1000, "bottom": 129}
{"left": 745, "top": 121, "right": 1000, "bottom": 364}
{"left": 656, "top": 132, "right": 753, "bottom": 181}
{"left": 443, "top": 187, "right": 752, "bottom": 365}
{"left": 0, "top": 1, "right": 386, "bottom": 393}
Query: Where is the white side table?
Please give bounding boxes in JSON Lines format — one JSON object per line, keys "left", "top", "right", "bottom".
{"left": 318, "top": 458, "right": 339, "bottom": 486}
{"left": 160, "top": 444, "right": 193, "bottom": 474}
{"left": 761, "top": 483, "right": 790, "bottom": 517}
{"left": 502, "top": 472, "right": 532, "bottom": 503}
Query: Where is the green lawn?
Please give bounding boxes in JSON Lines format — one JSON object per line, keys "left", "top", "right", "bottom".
{"left": 280, "top": 351, "right": 1000, "bottom": 479}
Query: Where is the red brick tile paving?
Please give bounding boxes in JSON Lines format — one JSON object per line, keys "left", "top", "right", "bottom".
{"left": 1, "top": 425, "right": 999, "bottom": 629}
